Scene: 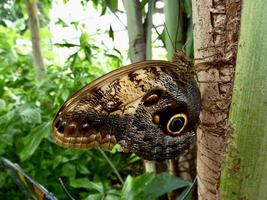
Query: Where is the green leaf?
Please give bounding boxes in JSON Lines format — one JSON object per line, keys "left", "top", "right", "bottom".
{"left": 0, "top": 99, "right": 6, "bottom": 111}
{"left": 0, "top": 110, "right": 15, "bottom": 126}
{"left": 0, "top": 81, "right": 4, "bottom": 97}
{"left": 70, "top": 21, "right": 79, "bottom": 30}
{"left": 84, "top": 193, "right": 102, "bottom": 200}
{"left": 55, "top": 18, "right": 68, "bottom": 27}
{"left": 109, "top": 25, "right": 114, "bottom": 41}
{"left": 0, "top": 132, "right": 14, "bottom": 146}
{"left": 121, "top": 172, "right": 191, "bottom": 200}
{"left": 76, "top": 162, "right": 90, "bottom": 175}
{"left": 121, "top": 173, "right": 155, "bottom": 200}
{"left": 40, "top": 28, "right": 52, "bottom": 40}
{"left": 80, "top": 33, "right": 90, "bottom": 47}
{"left": 80, "top": 33, "right": 92, "bottom": 62}
{"left": 0, "top": 172, "right": 8, "bottom": 188}
{"left": 91, "top": 0, "right": 100, "bottom": 9}
{"left": 70, "top": 178, "right": 103, "bottom": 192}
{"left": 19, "top": 122, "right": 50, "bottom": 161}
{"left": 61, "top": 163, "right": 76, "bottom": 178}
{"left": 84, "top": 192, "right": 120, "bottom": 200}
{"left": 144, "top": 172, "right": 190, "bottom": 199}
{"left": 141, "top": 0, "right": 150, "bottom": 9}
{"left": 20, "top": 107, "right": 41, "bottom": 124}
{"left": 54, "top": 42, "right": 79, "bottom": 48}
{"left": 106, "top": 0, "right": 118, "bottom": 12}
{"left": 100, "top": 2, "right": 107, "bottom": 15}
{"left": 70, "top": 178, "right": 91, "bottom": 189}
{"left": 0, "top": 143, "right": 7, "bottom": 155}
{"left": 106, "top": 189, "right": 121, "bottom": 199}
{"left": 61, "top": 89, "right": 70, "bottom": 101}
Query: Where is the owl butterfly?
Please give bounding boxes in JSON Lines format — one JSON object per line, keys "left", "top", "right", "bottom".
{"left": 52, "top": 55, "right": 201, "bottom": 161}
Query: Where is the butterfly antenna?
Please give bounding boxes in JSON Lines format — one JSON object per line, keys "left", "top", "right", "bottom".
{"left": 58, "top": 177, "right": 76, "bottom": 200}
{"left": 182, "top": 38, "right": 189, "bottom": 53}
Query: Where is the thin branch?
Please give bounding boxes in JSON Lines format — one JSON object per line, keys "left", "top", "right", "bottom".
{"left": 97, "top": 146, "right": 124, "bottom": 184}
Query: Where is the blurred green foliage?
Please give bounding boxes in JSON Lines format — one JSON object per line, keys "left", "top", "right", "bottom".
{"left": 0, "top": 0, "right": 194, "bottom": 199}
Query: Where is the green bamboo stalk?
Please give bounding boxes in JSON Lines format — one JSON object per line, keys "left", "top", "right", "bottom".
{"left": 220, "top": 1, "right": 267, "bottom": 199}
{"left": 163, "top": 0, "right": 184, "bottom": 60}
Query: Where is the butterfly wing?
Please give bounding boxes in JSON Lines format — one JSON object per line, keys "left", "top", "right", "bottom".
{"left": 52, "top": 61, "right": 200, "bottom": 160}
{"left": 1, "top": 157, "right": 57, "bottom": 200}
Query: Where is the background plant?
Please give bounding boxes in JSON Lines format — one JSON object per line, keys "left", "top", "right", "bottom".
{"left": 0, "top": 0, "right": 195, "bottom": 199}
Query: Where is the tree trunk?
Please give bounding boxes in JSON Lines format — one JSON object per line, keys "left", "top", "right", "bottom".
{"left": 26, "top": 0, "right": 45, "bottom": 80}
{"left": 145, "top": 0, "right": 155, "bottom": 60}
{"left": 192, "top": 0, "right": 242, "bottom": 199}
{"left": 123, "top": 0, "right": 146, "bottom": 63}
{"left": 220, "top": 1, "right": 267, "bottom": 199}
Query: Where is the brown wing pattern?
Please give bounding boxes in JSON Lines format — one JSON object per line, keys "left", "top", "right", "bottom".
{"left": 52, "top": 60, "right": 200, "bottom": 161}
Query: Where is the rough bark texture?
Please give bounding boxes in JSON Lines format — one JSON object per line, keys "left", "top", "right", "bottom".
{"left": 123, "top": 0, "right": 146, "bottom": 63}
{"left": 26, "top": 0, "right": 45, "bottom": 80}
{"left": 192, "top": 1, "right": 242, "bottom": 199}
{"left": 145, "top": 0, "right": 154, "bottom": 60}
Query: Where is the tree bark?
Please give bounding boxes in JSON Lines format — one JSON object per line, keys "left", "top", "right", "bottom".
{"left": 123, "top": 0, "right": 146, "bottom": 63}
{"left": 145, "top": 0, "right": 155, "bottom": 60}
{"left": 192, "top": 0, "right": 242, "bottom": 199}
{"left": 220, "top": 1, "right": 267, "bottom": 199}
{"left": 26, "top": 0, "right": 45, "bottom": 80}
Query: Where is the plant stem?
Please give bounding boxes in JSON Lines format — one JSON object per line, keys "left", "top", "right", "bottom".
{"left": 97, "top": 147, "right": 124, "bottom": 185}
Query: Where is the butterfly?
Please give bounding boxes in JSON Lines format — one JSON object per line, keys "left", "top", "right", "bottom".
{"left": 1, "top": 157, "right": 57, "bottom": 200}
{"left": 52, "top": 58, "right": 201, "bottom": 161}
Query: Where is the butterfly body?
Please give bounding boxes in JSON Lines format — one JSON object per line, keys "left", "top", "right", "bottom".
{"left": 52, "top": 60, "right": 201, "bottom": 161}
